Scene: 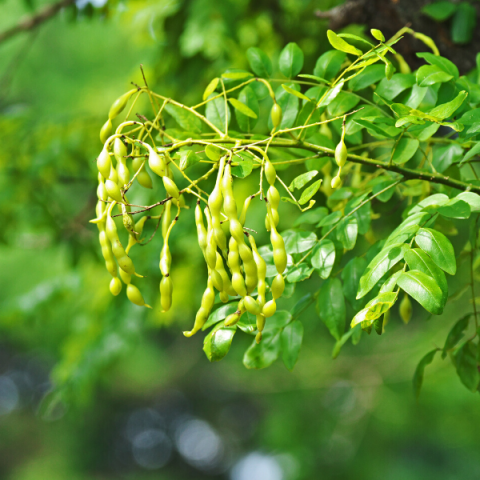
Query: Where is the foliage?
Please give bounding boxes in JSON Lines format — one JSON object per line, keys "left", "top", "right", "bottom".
{"left": 93, "top": 26, "right": 480, "bottom": 398}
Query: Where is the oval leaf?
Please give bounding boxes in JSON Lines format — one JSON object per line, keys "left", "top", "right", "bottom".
{"left": 415, "top": 228, "right": 456, "bottom": 275}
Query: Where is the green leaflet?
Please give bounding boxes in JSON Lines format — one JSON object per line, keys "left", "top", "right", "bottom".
{"left": 442, "top": 315, "right": 470, "bottom": 359}
{"left": 348, "top": 65, "right": 385, "bottom": 91}
{"left": 404, "top": 248, "right": 448, "bottom": 303}
{"left": 428, "top": 91, "right": 467, "bottom": 120}
{"left": 317, "top": 81, "right": 344, "bottom": 108}
{"left": 396, "top": 270, "right": 444, "bottom": 315}
{"left": 294, "top": 207, "right": 328, "bottom": 226}
{"left": 437, "top": 198, "right": 471, "bottom": 219}
{"left": 316, "top": 278, "right": 346, "bottom": 341}
{"left": 203, "top": 321, "right": 237, "bottom": 362}
{"left": 235, "top": 86, "right": 259, "bottom": 132}
{"left": 206, "top": 95, "right": 231, "bottom": 131}
{"left": 286, "top": 264, "right": 314, "bottom": 283}
{"left": 342, "top": 257, "right": 367, "bottom": 310}
{"left": 371, "top": 29, "right": 385, "bottom": 42}
{"left": 299, "top": 179, "right": 322, "bottom": 205}
{"left": 282, "top": 230, "right": 317, "bottom": 254}
{"left": 456, "top": 192, "right": 480, "bottom": 213}
{"left": 228, "top": 98, "right": 257, "bottom": 119}
{"left": 415, "top": 228, "right": 456, "bottom": 275}
{"left": 413, "top": 349, "right": 438, "bottom": 399}
{"left": 311, "top": 239, "right": 336, "bottom": 279}
{"left": 246, "top": 47, "right": 272, "bottom": 77}
{"left": 350, "top": 292, "right": 397, "bottom": 328}
{"left": 177, "top": 149, "right": 201, "bottom": 170}
{"left": 379, "top": 271, "right": 402, "bottom": 294}
{"left": 421, "top": 2, "right": 457, "bottom": 22}
{"left": 282, "top": 84, "right": 311, "bottom": 102}
{"left": 375, "top": 74, "right": 416, "bottom": 100}
{"left": 243, "top": 329, "right": 282, "bottom": 369}
{"left": 327, "top": 30, "right": 363, "bottom": 56}
{"left": 279, "top": 42, "right": 304, "bottom": 78}
{"left": 416, "top": 52, "right": 459, "bottom": 79}
{"left": 314, "top": 50, "right": 346, "bottom": 80}
{"left": 392, "top": 138, "right": 419, "bottom": 165}
{"left": 268, "top": 83, "right": 300, "bottom": 130}
{"left": 203, "top": 78, "right": 219, "bottom": 101}
{"left": 453, "top": 341, "right": 480, "bottom": 391}
{"left": 165, "top": 103, "right": 203, "bottom": 134}
{"left": 336, "top": 217, "right": 358, "bottom": 250}
{"left": 416, "top": 65, "right": 453, "bottom": 87}
{"left": 357, "top": 243, "right": 408, "bottom": 299}
{"left": 409, "top": 193, "right": 449, "bottom": 215}
{"left": 451, "top": 2, "right": 476, "bottom": 45}
{"left": 281, "top": 320, "right": 304, "bottom": 370}
{"left": 289, "top": 171, "right": 318, "bottom": 191}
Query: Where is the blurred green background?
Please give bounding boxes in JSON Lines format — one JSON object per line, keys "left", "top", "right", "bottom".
{"left": 1, "top": 0, "right": 480, "bottom": 479}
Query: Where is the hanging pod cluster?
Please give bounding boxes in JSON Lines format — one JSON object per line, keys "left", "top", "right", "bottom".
{"left": 92, "top": 88, "right": 288, "bottom": 344}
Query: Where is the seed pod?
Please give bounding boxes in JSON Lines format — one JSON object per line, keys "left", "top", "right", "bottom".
{"left": 122, "top": 209, "right": 136, "bottom": 236}
{"left": 97, "top": 148, "right": 112, "bottom": 179}
{"left": 195, "top": 202, "right": 208, "bottom": 255}
{"left": 228, "top": 237, "right": 247, "bottom": 297}
{"left": 98, "top": 228, "right": 117, "bottom": 277}
{"left": 271, "top": 102, "right": 282, "bottom": 128}
{"left": 216, "top": 252, "right": 236, "bottom": 296}
{"left": 267, "top": 186, "right": 280, "bottom": 209}
{"left": 126, "top": 216, "right": 148, "bottom": 254}
{"left": 331, "top": 175, "right": 342, "bottom": 189}
{"left": 159, "top": 244, "right": 171, "bottom": 276}
{"left": 208, "top": 157, "right": 227, "bottom": 254}
{"left": 162, "top": 201, "right": 172, "bottom": 238}
{"left": 97, "top": 174, "right": 108, "bottom": 202}
{"left": 108, "top": 89, "right": 136, "bottom": 120}
{"left": 239, "top": 196, "right": 252, "bottom": 226}
{"left": 119, "top": 268, "right": 132, "bottom": 284}
{"left": 109, "top": 277, "right": 122, "bottom": 296}
{"left": 385, "top": 62, "right": 395, "bottom": 80}
{"left": 113, "top": 137, "right": 128, "bottom": 160}
{"left": 100, "top": 118, "right": 112, "bottom": 144}
{"left": 132, "top": 156, "right": 153, "bottom": 189}
{"left": 160, "top": 276, "right": 173, "bottom": 312}
{"left": 268, "top": 208, "right": 287, "bottom": 274}
{"left": 224, "top": 299, "right": 247, "bottom": 326}
{"left": 105, "top": 179, "right": 124, "bottom": 203}
{"left": 335, "top": 139, "right": 347, "bottom": 167}
{"left": 271, "top": 273, "right": 285, "bottom": 300}
{"left": 148, "top": 147, "right": 167, "bottom": 177}
{"left": 183, "top": 277, "right": 215, "bottom": 336}
{"left": 126, "top": 283, "right": 151, "bottom": 308}
{"left": 399, "top": 293, "right": 412, "bottom": 324}
{"left": 244, "top": 296, "right": 261, "bottom": 315}
{"left": 163, "top": 176, "right": 180, "bottom": 199}
{"left": 265, "top": 161, "right": 276, "bottom": 186}
{"left": 262, "top": 299, "right": 276, "bottom": 317}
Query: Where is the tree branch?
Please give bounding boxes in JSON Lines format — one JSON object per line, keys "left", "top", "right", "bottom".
{"left": 0, "top": 0, "right": 76, "bottom": 45}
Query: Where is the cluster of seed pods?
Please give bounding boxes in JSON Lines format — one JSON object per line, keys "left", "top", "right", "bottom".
{"left": 92, "top": 91, "right": 289, "bottom": 343}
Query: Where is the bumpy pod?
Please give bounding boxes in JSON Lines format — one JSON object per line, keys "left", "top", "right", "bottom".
{"left": 98, "top": 227, "right": 118, "bottom": 278}
{"left": 97, "top": 148, "right": 112, "bottom": 179}
{"left": 208, "top": 156, "right": 227, "bottom": 255}
{"left": 114, "top": 138, "right": 130, "bottom": 186}
{"left": 100, "top": 119, "right": 113, "bottom": 144}
{"left": 108, "top": 89, "right": 136, "bottom": 120}
{"left": 271, "top": 103, "right": 282, "bottom": 128}
{"left": 195, "top": 202, "right": 208, "bottom": 256}
{"left": 160, "top": 276, "right": 173, "bottom": 312}
{"left": 105, "top": 179, "right": 124, "bottom": 203}
{"left": 97, "top": 174, "right": 108, "bottom": 202}
{"left": 266, "top": 185, "right": 280, "bottom": 231}
{"left": 126, "top": 215, "right": 148, "bottom": 254}
{"left": 127, "top": 283, "right": 151, "bottom": 308}
{"left": 216, "top": 252, "right": 235, "bottom": 296}
{"left": 224, "top": 299, "right": 247, "bottom": 326}
{"left": 163, "top": 176, "right": 180, "bottom": 199}
{"left": 132, "top": 156, "right": 153, "bottom": 189}
{"left": 109, "top": 277, "right": 122, "bottom": 296}
{"left": 267, "top": 205, "right": 287, "bottom": 274}
{"left": 147, "top": 146, "right": 167, "bottom": 177}
{"left": 183, "top": 276, "right": 215, "bottom": 337}
{"left": 239, "top": 196, "right": 252, "bottom": 226}
{"left": 265, "top": 160, "right": 276, "bottom": 186}
{"left": 399, "top": 293, "right": 412, "bottom": 324}
{"left": 262, "top": 299, "right": 277, "bottom": 317}
{"left": 228, "top": 237, "right": 247, "bottom": 298}
{"left": 271, "top": 273, "right": 285, "bottom": 300}
{"left": 106, "top": 203, "right": 135, "bottom": 275}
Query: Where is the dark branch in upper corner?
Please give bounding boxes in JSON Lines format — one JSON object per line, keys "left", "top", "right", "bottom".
{"left": 0, "top": 0, "right": 76, "bottom": 45}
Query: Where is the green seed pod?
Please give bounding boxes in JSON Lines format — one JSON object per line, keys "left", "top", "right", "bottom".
{"left": 262, "top": 299, "right": 276, "bottom": 317}
{"left": 228, "top": 237, "right": 247, "bottom": 298}
{"left": 267, "top": 186, "right": 280, "bottom": 209}
{"left": 268, "top": 213, "right": 287, "bottom": 274}
{"left": 331, "top": 175, "right": 342, "bottom": 189}
{"left": 127, "top": 283, "right": 151, "bottom": 308}
{"left": 271, "top": 273, "right": 285, "bottom": 300}
{"left": 335, "top": 139, "right": 347, "bottom": 167}
{"left": 183, "top": 277, "right": 215, "bottom": 336}
{"left": 105, "top": 179, "right": 124, "bottom": 203}
{"left": 100, "top": 118, "right": 112, "bottom": 144}
{"left": 148, "top": 148, "right": 167, "bottom": 177}
{"left": 225, "top": 312, "right": 241, "bottom": 326}
{"left": 399, "top": 293, "right": 412, "bottom": 324}
{"left": 113, "top": 137, "right": 128, "bottom": 160}
{"left": 195, "top": 202, "right": 208, "bottom": 255}
{"left": 265, "top": 161, "right": 276, "bottom": 186}
{"left": 162, "top": 201, "right": 172, "bottom": 239}
{"left": 220, "top": 291, "right": 229, "bottom": 303}
{"left": 159, "top": 244, "right": 171, "bottom": 276}
{"left": 216, "top": 252, "right": 236, "bottom": 296}
{"left": 97, "top": 175, "right": 108, "bottom": 202}
{"left": 160, "top": 276, "right": 173, "bottom": 312}
{"left": 244, "top": 296, "right": 261, "bottom": 315}
{"left": 385, "top": 62, "right": 395, "bottom": 80}
{"left": 97, "top": 148, "right": 112, "bottom": 179}
{"left": 255, "top": 331, "right": 263, "bottom": 344}
{"left": 271, "top": 102, "right": 282, "bottom": 128}
{"left": 210, "top": 268, "right": 224, "bottom": 292}
{"left": 132, "top": 156, "right": 153, "bottom": 189}
{"left": 122, "top": 210, "right": 136, "bottom": 236}
{"left": 117, "top": 160, "right": 130, "bottom": 187}
{"left": 108, "top": 89, "right": 136, "bottom": 120}
{"left": 239, "top": 196, "right": 252, "bottom": 226}
{"left": 256, "top": 314, "right": 265, "bottom": 335}
{"left": 119, "top": 268, "right": 132, "bottom": 284}
{"left": 163, "top": 176, "right": 180, "bottom": 199}
{"left": 109, "top": 277, "right": 122, "bottom": 296}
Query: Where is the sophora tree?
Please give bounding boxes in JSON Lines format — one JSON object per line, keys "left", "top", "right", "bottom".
{"left": 92, "top": 27, "right": 480, "bottom": 397}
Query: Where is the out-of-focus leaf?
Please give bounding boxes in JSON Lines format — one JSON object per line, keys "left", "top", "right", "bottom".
{"left": 316, "top": 278, "right": 346, "bottom": 341}
{"left": 311, "top": 239, "right": 336, "bottom": 279}
{"left": 279, "top": 42, "right": 304, "bottom": 78}
{"left": 281, "top": 320, "right": 304, "bottom": 370}
{"left": 246, "top": 47, "right": 272, "bottom": 77}
{"left": 413, "top": 349, "right": 438, "bottom": 398}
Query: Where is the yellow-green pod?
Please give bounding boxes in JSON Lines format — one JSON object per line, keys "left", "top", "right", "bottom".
{"left": 97, "top": 177, "right": 108, "bottom": 202}
{"left": 385, "top": 62, "right": 395, "bottom": 80}
{"left": 105, "top": 179, "right": 124, "bottom": 203}
{"left": 265, "top": 161, "right": 276, "bottom": 186}
{"left": 162, "top": 201, "right": 172, "bottom": 238}
{"left": 216, "top": 252, "right": 236, "bottom": 296}
{"left": 108, "top": 89, "right": 136, "bottom": 120}
{"left": 113, "top": 137, "right": 127, "bottom": 160}
{"left": 262, "top": 299, "right": 276, "bottom": 317}
{"left": 220, "top": 291, "right": 229, "bottom": 303}
{"left": 100, "top": 119, "right": 112, "bottom": 144}
{"left": 183, "top": 278, "right": 215, "bottom": 336}
{"left": 97, "top": 148, "right": 112, "bottom": 179}
{"left": 271, "top": 274, "right": 285, "bottom": 300}
{"left": 126, "top": 284, "right": 151, "bottom": 308}
{"left": 267, "top": 186, "right": 280, "bottom": 209}
{"left": 109, "top": 277, "right": 122, "bottom": 296}
{"left": 225, "top": 312, "right": 241, "bottom": 326}
{"left": 210, "top": 268, "right": 224, "bottom": 292}
{"left": 239, "top": 196, "right": 252, "bottom": 226}
{"left": 244, "top": 296, "right": 261, "bottom": 315}
{"left": 335, "top": 139, "right": 347, "bottom": 167}
{"left": 271, "top": 102, "right": 282, "bottom": 128}
{"left": 163, "top": 176, "right": 180, "bottom": 199}
{"left": 160, "top": 276, "right": 173, "bottom": 312}
{"left": 119, "top": 268, "right": 132, "bottom": 284}
{"left": 148, "top": 148, "right": 167, "bottom": 177}
{"left": 331, "top": 174, "right": 342, "bottom": 189}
